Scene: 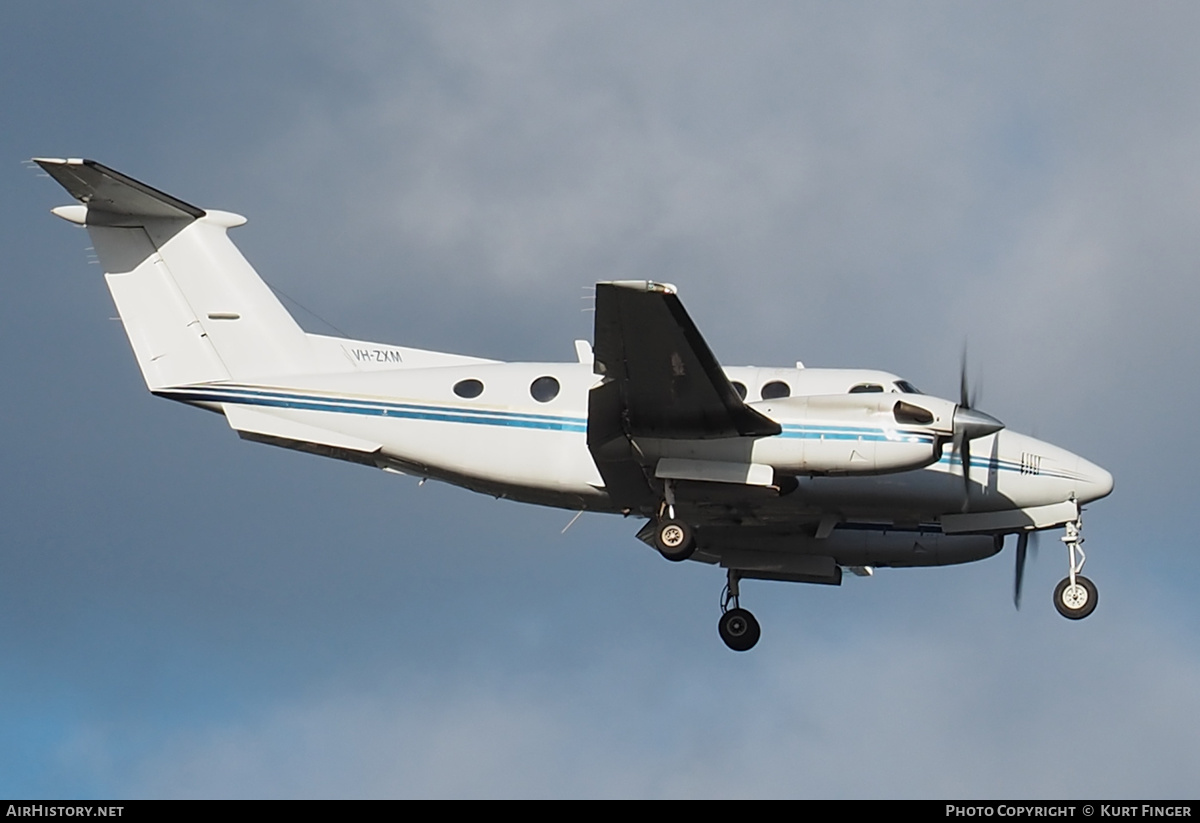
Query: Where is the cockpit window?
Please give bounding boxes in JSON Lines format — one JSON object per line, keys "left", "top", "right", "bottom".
{"left": 761, "top": 380, "right": 791, "bottom": 400}
{"left": 849, "top": 383, "right": 884, "bottom": 393}
{"left": 894, "top": 380, "right": 922, "bottom": 394}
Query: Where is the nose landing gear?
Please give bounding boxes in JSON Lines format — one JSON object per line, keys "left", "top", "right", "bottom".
{"left": 1053, "top": 510, "right": 1098, "bottom": 620}
{"left": 719, "top": 569, "right": 760, "bottom": 651}
{"left": 1054, "top": 574, "right": 1097, "bottom": 619}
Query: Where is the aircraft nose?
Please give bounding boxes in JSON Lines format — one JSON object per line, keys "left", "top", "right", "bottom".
{"left": 1076, "top": 457, "right": 1114, "bottom": 503}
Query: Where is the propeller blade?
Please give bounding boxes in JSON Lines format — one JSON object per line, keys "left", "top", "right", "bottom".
{"left": 1013, "top": 531, "right": 1040, "bottom": 609}
{"left": 950, "top": 347, "right": 1002, "bottom": 511}
{"left": 960, "top": 436, "right": 972, "bottom": 509}
{"left": 960, "top": 349, "right": 970, "bottom": 409}
{"left": 1014, "top": 531, "right": 1029, "bottom": 609}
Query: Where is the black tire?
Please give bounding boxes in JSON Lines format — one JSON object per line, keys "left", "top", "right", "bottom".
{"left": 1053, "top": 575, "right": 1098, "bottom": 620}
{"left": 718, "top": 608, "right": 761, "bottom": 651}
{"left": 655, "top": 518, "right": 695, "bottom": 562}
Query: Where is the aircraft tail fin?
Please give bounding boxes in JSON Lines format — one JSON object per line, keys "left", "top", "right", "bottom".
{"left": 37, "top": 158, "right": 312, "bottom": 390}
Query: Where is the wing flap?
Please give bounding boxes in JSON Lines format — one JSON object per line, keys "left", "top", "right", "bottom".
{"left": 655, "top": 458, "right": 775, "bottom": 486}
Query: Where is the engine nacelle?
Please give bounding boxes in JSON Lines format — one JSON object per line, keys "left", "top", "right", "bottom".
{"left": 749, "top": 394, "right": 955, "bottom": 476}
{"left": 634, "top": 394, "right": 956, "bottom": 479}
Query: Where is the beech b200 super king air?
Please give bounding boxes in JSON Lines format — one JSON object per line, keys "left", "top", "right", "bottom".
{"left": 37, "top": 158, "right": 1114, "bottom": 651}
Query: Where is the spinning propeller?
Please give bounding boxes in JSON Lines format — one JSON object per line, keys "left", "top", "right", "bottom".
{"left": 947, "top": 352, "right": 1025, "bottom": 609}
{"left": 950, "top": 351, "right": 1004, "bottom": 508}
{"left": 1012, "top": 530, "right": 1039, "bottom": 609}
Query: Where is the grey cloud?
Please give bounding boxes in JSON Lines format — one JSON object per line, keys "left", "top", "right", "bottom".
{"left": 112, "top": 593, "right": 1200, "bottom": 798}
{"left": 5, "top": 0, "right": 1199, "bottom": 798}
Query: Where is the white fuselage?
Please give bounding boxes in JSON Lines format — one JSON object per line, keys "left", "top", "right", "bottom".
{"left": 163, "top": 360, "right": 1113, "bottom": 528}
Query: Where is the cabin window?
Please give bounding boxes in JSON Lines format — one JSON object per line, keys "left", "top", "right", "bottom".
{"left": 731, "top": 381, "right": 748, "bottom": 400}
{"left": 761, "top": 380, "right": 790, "bottom": 400}
{"left": 530, "top": 376, "right": 560, "bottom": 403}
{"left": 453, "top": 378, "right": 484, "bottom": 399}
{"left": 849, "top": 383, "right": 884, "bottom": 393}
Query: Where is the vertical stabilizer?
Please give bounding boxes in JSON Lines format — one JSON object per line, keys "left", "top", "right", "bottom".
{"left": 37, "top": 158, "right": 312, "bottom": 390}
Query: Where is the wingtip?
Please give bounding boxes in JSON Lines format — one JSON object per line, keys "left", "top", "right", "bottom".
{"left": 32, "top": 157, "right": 84, "bottom": 167}
{"left": 50, "top": 205, "right": 88, "bottom": 225}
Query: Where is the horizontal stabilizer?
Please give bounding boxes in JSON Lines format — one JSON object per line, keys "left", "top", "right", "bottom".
{"left": 34, "top": 158, "right": 205, "bottom": 224}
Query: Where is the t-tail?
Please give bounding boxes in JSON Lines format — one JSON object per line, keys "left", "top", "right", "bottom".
{"left": 36, "top": 158, "right": 316, "bottom": 390}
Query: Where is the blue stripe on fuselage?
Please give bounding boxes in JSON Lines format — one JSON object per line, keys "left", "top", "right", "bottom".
{"left": 158, "top": 385, "right": 588, "bottom": 432}
{"left": 158, "top": 384, "right": 1080, "bottom": 480}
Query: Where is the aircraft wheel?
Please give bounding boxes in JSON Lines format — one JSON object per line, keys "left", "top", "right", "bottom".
{"left": 655, "top": 519, "right": 695, "bottom": 562}
{"left": 718, "top": 608, "right": 761, "bottom": 652}
{"left": 1053, "top": 575, "right": 1098, "bottom": 620}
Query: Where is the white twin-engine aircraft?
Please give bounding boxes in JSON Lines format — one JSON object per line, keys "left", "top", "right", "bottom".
{"left": 38, "top": 158, "right": 1113, "bottom": 651}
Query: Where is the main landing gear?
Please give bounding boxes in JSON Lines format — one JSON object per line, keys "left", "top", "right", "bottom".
{"left": 719, "top": 569, "right": 760, "bottom": 652}
{"left": 1054, "top": 514, "right": 1098, "bottom": 620}
{"left": 652, "top": 481, "right": 759, "bottom": 651}
{"left": 654, "top": 518, "right": 695, "bottom": 561}
{"left": 654, "top": 480, "right": 696, "bottom": 562}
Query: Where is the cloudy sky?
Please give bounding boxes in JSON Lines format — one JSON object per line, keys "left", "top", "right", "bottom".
{"left": 3, "top": 1, "right": 1199, "bottom": 798}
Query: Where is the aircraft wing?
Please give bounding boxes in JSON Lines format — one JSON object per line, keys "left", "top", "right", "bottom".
{"left": 588, "top": 281, "right": 780, "bottom": 509}
{"left": 590, "top": 281, "right": 781, "bottom": 439}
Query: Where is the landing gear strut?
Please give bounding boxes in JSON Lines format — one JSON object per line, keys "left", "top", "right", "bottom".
{"left": 1054, "top": 507, "right": 1098, "bottom": 620}
{"left": 719, "top": 569, "right": 760, "bottom": 651}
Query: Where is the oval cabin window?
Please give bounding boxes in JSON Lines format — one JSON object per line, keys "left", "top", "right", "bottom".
{"left": 760, "top": 380, "right": 791, "bottom": 400}
{"left": 530, "top": 376, "right": 560, "bottom": 403}
{"left": 453, "top": 378, "right": 484, "bottom": 399}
